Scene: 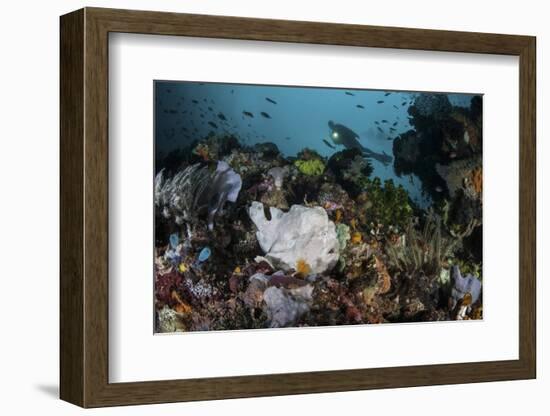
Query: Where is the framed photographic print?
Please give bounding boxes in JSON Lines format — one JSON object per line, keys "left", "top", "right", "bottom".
{"left": 60, "top": 7, "right": 536, "bottom": 407}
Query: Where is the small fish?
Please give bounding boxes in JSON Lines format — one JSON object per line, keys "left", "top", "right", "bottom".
{"left": 393, "top": 105, "right": 399, "bottom": 109}
{"left": 323, "top": 139, "right": 336, "bottom": 149}
{"left": 260, "top": 112, "right": 271, "bottom": 119}
{"left": 345, "top": 91, "right": 355, "bottom": 96}
{"left": 356, "top": 104, "right": 365, "bottom": 109}
{"left": 265, "top": 97, "right": 277, "bottom": 104}
{"left": 200, "top": 114, "right": 205, "bottom": 118}
{"left": 435, "top": 186, "right": 444, "bottom": 193}
{"left": 208, "top": 121, "right": 218, "bottom": 129}
{"left": 375, "top": 121, "right": 380, "bottom": 125}
{"left": 393, "top": 121, "right": 398, "bottom": 126}
{"left": 377, "top": 127, "right": 384, "bottom": 133}
{"left": 285, "top": 136, "right": 291, "bottom": 140}
{"left": 389, "top": 127, "right": 396, "bottom": 132}
{"left": 217, "top": 113, "right": 227, "bottom": 121}
{"left": 381, "top": 120, "right": 388, "bottom": 123}
{"left": 243, "top": 111, "right": 254, "bottom": 118}
{"left": 377, "top": 100, "right": 384, "bottom": 104}
{"left": 449, "top": 152, "right": 457, "bottom": 159}
{"left": 384, "top": 92, "right": 391, "bottom": 96}
{"left": 402, "top": 102, "right": 407, "bottom": 106}
{"left": 192, "top": 99, "right": 198, "bottom": 104}
{"left": 208, "top": 106, "right": 213, "bottom": 112}
{"left": 231, "top": 89, "right": 234, "bottom": 94}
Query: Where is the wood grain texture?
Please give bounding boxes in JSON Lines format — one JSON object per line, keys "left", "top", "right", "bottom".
{"left": 59, "top": 7, "right": 537, "bottom": 408}
{"left": 59, "top": 8, "right": 84, "bottom": 406}
{"left": 518, "top": 38, "right": 537, "bottom": 376}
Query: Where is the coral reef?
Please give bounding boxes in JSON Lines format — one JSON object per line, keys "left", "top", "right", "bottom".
{"left": 386, "top": 211, "right": 458, "bottom": 280}
{"left": 450, "top": 265, "right": 482, "bottom": 309}
{"left": 154, "top": 164, "right": 212, "bottom": 225}
{"left": 392, "top": 94, "right": 482, "bottom": 203}
{"left": 153, "top": 89, "right": 483, "bottom": 332}
{"left": 267, "top": 166, "right": 289, "bottom": 190}
{"left": 206, "top": 161, "right": 242, "bottom": 230}
{"left": 327, "top": 149, "right": 373, "bottom": 197}
{"left": 435, "top": 155, "right": 482, "bottom": 200}
{"left": 356, "top": 178, "right": 413, "bottom": 231}
{"left": 263, "top": 285, "right": 314, "bottom": 327}
{"left": 294, "top": 158, "right": 325, "bottom": 176}
{"left": 154, "top": 160, "right": 242, "bottom": 230}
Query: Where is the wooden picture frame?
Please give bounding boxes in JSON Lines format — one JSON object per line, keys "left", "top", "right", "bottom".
{"left": 60, "top": 7, "right": 536, "bottom": 408}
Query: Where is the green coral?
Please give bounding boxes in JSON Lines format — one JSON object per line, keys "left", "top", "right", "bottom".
{"left": 294, "top": 158, "right": 325, "bottom": 176}
{"left": 359, "top": 177, "right": 413, "bottom": 230}
{"left": 336, "top": 223, "right": 351, "bottom": 251}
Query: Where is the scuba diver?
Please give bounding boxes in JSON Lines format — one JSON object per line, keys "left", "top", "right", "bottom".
{"left": 328, "top": 120, "right": 393, "bottom": 166}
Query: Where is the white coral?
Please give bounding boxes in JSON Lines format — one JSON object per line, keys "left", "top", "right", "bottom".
{"left": 263, "top": 285, "right": 313, "bottom": 328}
{"left": 248, "top": 202, "right": 339, "bottom": 274}
{"left": 267, "top": 166, "right": 289, "bottom": 190}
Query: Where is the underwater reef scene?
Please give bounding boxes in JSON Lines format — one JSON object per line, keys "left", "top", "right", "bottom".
{"left": 154, "top": 81, "right": 483, "bottom": 333}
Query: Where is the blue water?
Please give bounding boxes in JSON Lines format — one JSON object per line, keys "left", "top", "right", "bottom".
{"left": 155, "top": 81, "right": 476, "bottom": 207}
